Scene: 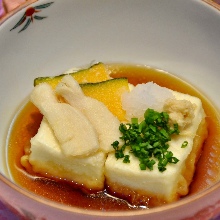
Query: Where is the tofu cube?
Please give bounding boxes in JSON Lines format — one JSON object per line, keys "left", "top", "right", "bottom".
{"left": 105, "top": 91, "right": 206, "bottom": 204}
{"left": 29, "top": 117, "right": 106, "bottom": 191}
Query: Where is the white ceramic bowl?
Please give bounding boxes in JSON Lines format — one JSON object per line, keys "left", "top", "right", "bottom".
{"left": 1, "top": 0, "right": 220, "bottom": 219}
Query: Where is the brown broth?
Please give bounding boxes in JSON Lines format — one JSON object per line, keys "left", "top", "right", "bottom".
{"left": 7, "top": 64, "right": 220, "bottom": 210}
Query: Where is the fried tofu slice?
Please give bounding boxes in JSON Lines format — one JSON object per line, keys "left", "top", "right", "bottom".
{"left": 105, "top": 91, "right": 207, "bottom": 206}
{"left": 29, "top": 117, "right": 106, "bottom": 191}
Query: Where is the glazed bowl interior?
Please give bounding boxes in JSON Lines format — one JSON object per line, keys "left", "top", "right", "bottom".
{"left": 1, "top": 0, "right": 220, "bottom": 219}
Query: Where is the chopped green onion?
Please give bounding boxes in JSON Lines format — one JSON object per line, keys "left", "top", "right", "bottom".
{"left": 181, "top": 141, "right": 188, "bottom": 148}
{"left": 123, "top": 155, "right": 130, "bottom": 163}
{"left": 131, "top": 118, "right": 138, "bottom": 124}
{"left": 112, "top": 108, "right": 187, "bottom": 172}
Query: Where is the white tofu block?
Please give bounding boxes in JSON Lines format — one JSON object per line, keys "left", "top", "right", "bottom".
{"left": 29, "top": 117, "right": 106, "bottom": 191}
{"left": 105, "top": 91, "right": 206, "bottom": 202}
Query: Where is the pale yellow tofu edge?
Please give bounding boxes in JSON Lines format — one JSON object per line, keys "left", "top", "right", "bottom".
{"left": 104, "top": 90, "right": 206, "bottom": 200}
{"left": 29, "top": 117, "right": 106, "bottom": 191}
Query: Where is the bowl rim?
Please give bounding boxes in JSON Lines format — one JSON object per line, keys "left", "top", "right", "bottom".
{"left": 1, "top": 0, "right": 220, "bottom": 217}
{"left": 0, "top": 0, "right": 38, "bottom": 25}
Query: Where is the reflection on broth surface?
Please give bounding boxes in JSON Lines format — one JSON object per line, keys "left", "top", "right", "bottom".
{"left": 7, "top": 64, "right": 220, "bottom": 211}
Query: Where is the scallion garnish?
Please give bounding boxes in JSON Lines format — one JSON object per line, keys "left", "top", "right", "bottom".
{"left": 112, "top": 108, "right": 187, "bottom": 172}
{"left": 181, "top": 141, "right": 188, "bottom": 148}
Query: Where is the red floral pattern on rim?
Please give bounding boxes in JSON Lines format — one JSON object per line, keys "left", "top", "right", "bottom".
{"left": 10, "top": 1, "right": 53, "bottom": 33}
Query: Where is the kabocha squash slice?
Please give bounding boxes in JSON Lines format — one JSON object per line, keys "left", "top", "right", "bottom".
{"left": 81, "top": 78, "right": 129, "bottom": 121}
{"left": 34, "top": 63, "right": 129, "bottom": 121}
{"left": 34, "top": 63, "right": 110, "bottom": 89}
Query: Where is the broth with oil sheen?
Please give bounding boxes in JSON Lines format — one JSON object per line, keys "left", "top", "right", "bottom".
{"left": 7, "top": 64, "right": 220, "bottom": 211}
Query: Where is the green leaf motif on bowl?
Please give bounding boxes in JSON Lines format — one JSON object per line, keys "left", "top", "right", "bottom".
{"left": 10, "top": 2, "right": 54, "bottom": 33}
